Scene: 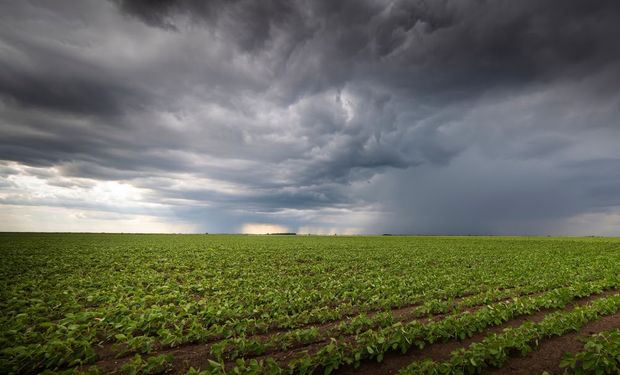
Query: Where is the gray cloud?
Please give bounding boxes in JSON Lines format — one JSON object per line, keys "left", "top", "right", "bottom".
{"left": 0, "top": 0, "right": 619, "bottom": 233}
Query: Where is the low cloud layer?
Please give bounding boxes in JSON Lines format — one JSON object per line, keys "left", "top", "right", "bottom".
{"left": 1, "top": 0, "right": 620, "bottom": 234}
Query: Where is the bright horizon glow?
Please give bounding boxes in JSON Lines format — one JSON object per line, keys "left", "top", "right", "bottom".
{"left": 240, "top": 223, "right": 290, "bottom": 234}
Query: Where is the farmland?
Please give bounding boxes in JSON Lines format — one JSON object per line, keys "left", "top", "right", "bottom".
{"left": 1, "top": 234, "right": 620, "bottom": 374}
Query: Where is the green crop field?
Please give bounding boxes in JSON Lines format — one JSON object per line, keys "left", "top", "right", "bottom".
{"left": 2, "top": 233, "right": 620, "bottom": 374}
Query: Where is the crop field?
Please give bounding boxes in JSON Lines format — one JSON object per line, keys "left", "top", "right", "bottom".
{"left": 2, "top": 234, "right": 620, "bottom": 374}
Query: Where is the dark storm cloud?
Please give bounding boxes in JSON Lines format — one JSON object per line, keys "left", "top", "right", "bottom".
{"left": 115, "top": 0, "right": 620, "bottom": 89}
{"left": 113, "top": 0, "right": 307, "bottom": 50}
{"left": 0, "top": 58, "right": 145, "bottom": 116}
{"left": 1, "top": 0, "right": 620, "bottom": 233}
{"left": 0, "top": 22, "right": 151, "bottom": 117}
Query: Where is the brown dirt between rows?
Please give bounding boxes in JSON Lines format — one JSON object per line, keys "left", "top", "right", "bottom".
{"left": 334, "top": 289, "right": 620, "bottom": 375}
{"left": 92, "top": 288, "right": 618, "bottom": 374}
{"left": 92, "top": 287, "right": 516, "bottom": 372}
{"left": 97, "top": 282, "right": 554, "bottom": 362}
{"left": 334, "top": 306, "right": 554, "bottom": 375}
{"left": 484, "top": 310, "right": 620, "bottom": 374}
{"left": 166, "top": 290, "right": 618, "bottom": 374}
{"left": 95, "top": 284, "right": 559, "bottom": 365}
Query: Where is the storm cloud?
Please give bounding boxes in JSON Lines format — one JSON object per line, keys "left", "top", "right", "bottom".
{"left": 1, "top": 0, "right": 620, "bottom": 234}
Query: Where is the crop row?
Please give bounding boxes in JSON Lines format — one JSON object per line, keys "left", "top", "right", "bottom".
{"left": 195, "top": 279, "right": 612, "bottom": 364}
{"left": 189, "top": 277, "right": 620, "bottom": 374}
{"left": 559, "top": 328, "right": 620, "bottom": 374}
{"left": 3, "top": 234, "right": 620, "bottom": 374}
{"left": 69, "top": 283, "right": 576, "bottom": 374}
{"left": 398, "top": 295, "right": 620, "bottom": 374}
{"left": 0, "top": 277, "right": 571, "bottom": 374}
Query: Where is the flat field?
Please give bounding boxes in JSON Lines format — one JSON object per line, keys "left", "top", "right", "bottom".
{"left": 2, "top": 234, "right": 620, "bottom": 374}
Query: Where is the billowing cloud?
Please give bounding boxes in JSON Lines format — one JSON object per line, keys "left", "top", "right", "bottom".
{"left": 1, "top": 0, "right": 619, "bottom": 234}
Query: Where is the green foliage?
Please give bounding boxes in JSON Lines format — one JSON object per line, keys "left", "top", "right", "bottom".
{"left": 120, "top": 354, "right": 173, "bottom": 374}
{"left": 1, "top": 234, "right": 620, "bottom": 373}
{"left": 399, "top": 295, "right": 620, "bottom": 374}
{"left": 560, "top": 329, "right": 620, "bottom": 374}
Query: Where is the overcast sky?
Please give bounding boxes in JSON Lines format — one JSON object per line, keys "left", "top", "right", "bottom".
{"left": 1, "top": 0, "right": 620, "bottom": 234}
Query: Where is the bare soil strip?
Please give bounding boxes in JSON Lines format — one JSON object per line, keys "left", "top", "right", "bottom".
{"left": 334, "top": 288, "right": 620, "bottom": 375}
{"left": 168, "top": 289, "right": 619, "bottom": 375}
{"left": 91, "top": 286, "right": 616, "bottom": 374}
{"left": 334, "top": 307, "right": 555, "bottom": 375}
{"left": 483, "top": 311, "right": 620, "bottom": 374}
{"left": 93, "top": 286, "right": 540, "bottom": 373}
{"left": 94, "top": 283, "right": 563, "bottom": 362}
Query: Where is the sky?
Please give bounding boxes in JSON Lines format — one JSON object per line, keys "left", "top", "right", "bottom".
{"left": 1, "top": 0, "right": 620, "bottom": 235}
